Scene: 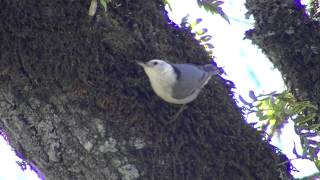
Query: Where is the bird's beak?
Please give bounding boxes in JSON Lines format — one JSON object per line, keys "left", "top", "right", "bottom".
{"left": 136, "top": 61, "right": 147, "bottom": 68}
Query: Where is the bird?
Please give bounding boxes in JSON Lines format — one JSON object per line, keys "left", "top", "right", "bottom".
{"left": 137, "top": 59, "right": 220, "bottom": 122}
{"left": 137, "top": 59, "right": 220, "bottom": 104}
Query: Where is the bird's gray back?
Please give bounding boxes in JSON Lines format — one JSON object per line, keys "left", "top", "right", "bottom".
{"left": 171, "top": 64, "right": 211, "bottom": 100}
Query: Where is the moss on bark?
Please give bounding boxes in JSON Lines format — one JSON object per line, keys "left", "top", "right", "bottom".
{"left": 0, "top": 0, "right": 291, "bottom": 179}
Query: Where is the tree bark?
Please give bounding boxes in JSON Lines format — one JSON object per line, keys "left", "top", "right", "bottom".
{"left": 0, "top": 0, "right": 291, "bottom": 179}
{"left": 245, "top": 0, "right": 320, "bottom": 164}
{"left": 245, "top": 0, "right": 320, "bottom": 105}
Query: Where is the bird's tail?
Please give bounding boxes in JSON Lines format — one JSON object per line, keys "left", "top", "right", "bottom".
{"left": 203, "top": 64, "right": 221, "bottom": 75}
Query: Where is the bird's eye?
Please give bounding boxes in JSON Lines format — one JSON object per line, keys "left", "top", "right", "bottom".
{"left": 153, "top": 62, "right": 158, "bottom": 66}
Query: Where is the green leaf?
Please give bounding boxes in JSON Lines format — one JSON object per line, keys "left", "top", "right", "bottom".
{"left": 260, "top": 114, "right": 271, "bottom": 121}
{"left": 204, "top": 43, "right": 214, "bottom": 49}
{"left": 190, "top": 18, "right": 202, "bottom": 29}
{"left": 213, "top": 1, "right": 224, "bottom": 6}
{"left": 308, "top": 123, "right": 320, "bottom": 130}
{"left": 257, "top": 91, "right": 277, "bottom": 98}
{"left": 315, "top": 160, "right": 320, "bottom": 171}
{"left": 163, "top": 0, "right": 172, "bottom": 11}
{"left": 292, "top": 142, "right": 300, "bottom": 158}
{"left": 199, "top": 35, "right": 212, "bottom": 42}
{"left": 249, "top": 90, "right": 257, "bottom": 101}
{"left": 256, "top": 111, "right": 264, "bottom": 119}
{"left": 99, "top": 0, "right": 109, "bottom": 12}
{"left": 197, "top": 0, "right": 202, "bottom": 7}
{"left": 256, "top": 102, "right": 263, "bottom": 107}
{"left": 239, "top": 95, "right": 253, "bottom": 108}
{"left": 181, "top": 14, "right": 190, "bottom": 24}
{"left": 217, "top": 8, "right": 230, "bottom": 24}
{"left": 196, "top": 28, "right": 208, "bottom": 35}
{"left": 196, "top": 0, "right": 230, "bottom": 24}
{"left": 196, "top": 18, "right": 203, "bottom": 24}
{"left": 180, "top": 14, "right": 192, "bottom": 30}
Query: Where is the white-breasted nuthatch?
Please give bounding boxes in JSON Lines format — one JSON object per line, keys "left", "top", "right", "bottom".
{"left": 137, "top": 59, "right": 220, "bottom": 105}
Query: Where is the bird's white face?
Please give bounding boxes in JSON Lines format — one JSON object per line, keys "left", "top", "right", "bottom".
{"left": 137, "top": 59, "right": 176, "bottom": 91}
{"left": 137, "top": 59, "right": 172, "bottom": 74}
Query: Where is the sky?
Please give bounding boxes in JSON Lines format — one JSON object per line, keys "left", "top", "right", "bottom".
{"left": 0, "top": 0, "right": 318, "bottom": 179}
{"left": 0, "top": 135, "right": 40, "bottom": 180}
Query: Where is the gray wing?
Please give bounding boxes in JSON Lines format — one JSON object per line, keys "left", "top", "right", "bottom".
{"left": 171, "top": 64, "right": 211, "bottom": 99}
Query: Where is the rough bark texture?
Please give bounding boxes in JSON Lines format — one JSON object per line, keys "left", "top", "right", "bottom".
{"left": 245, "top": 0, "right": 320, "bottom": 108}
{"left": 0, "top": 0, "right": 291, "bottom": 179}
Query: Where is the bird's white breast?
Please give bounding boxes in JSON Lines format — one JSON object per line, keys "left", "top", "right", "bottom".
{"left": 144, "top": 67, "right": 199, "bottom": 104}
{"left": 145, "top": 68, "right": 175, "bottom": 99}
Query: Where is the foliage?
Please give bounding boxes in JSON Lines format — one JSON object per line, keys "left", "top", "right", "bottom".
{"left": 99, "top": 0, "right": 111, "bottom": 12}
{"left": 296, "top": 171, "right": 320, "bottom": 180}
{"left": 240, "top": 90, "right": 320, "bottom": 171}
{"left": 305, "top": 0, "right": 320, "bottom": 19}
{"left": 163, "top": 0, "right": 229, "bottom": 24}
{"left": 88, "top": 0, "right": 111, "bottom": 16}
{"left": 180, "top": 15, "right": 215, "bottom": 58}
{"left": 162, "top": 0, "right": 172, "bottom": 11}
{"left": 16, "top": 160, "right": 27, "bottom": 171}
{"left": 196, "top": 0, "right": 230, "bottom": 24}
{"left": 303, "top": 0, "right": 320, "bottom": 21}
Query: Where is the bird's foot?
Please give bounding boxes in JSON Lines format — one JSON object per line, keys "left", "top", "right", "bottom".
{"left": 166, "top": 104, "right": 188, "bottom": 124}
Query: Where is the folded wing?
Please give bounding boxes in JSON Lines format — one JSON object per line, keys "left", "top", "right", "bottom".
{"left": 171, "top": 64, "right": 212, "bottom": 99}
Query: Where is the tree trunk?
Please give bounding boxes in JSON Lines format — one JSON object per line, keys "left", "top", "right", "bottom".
{"left": 245, "top": 0, "right": 320, "bottom": 165}
{"left": 245, "top": 0, "right": 320, "bottom": 106}
{"left": 0, "top": 0, "right": 291, "bottom": 179}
